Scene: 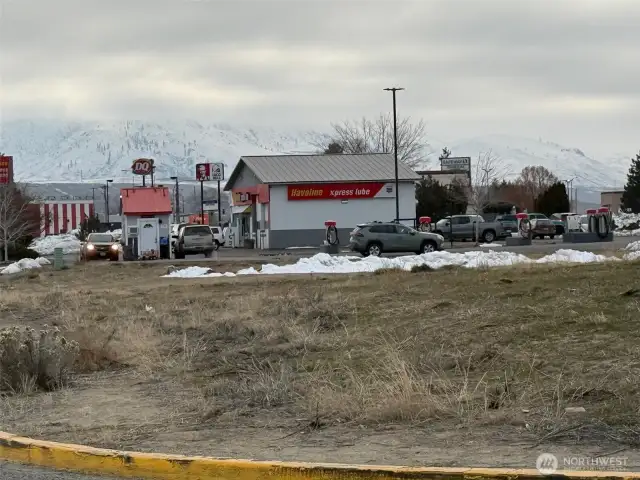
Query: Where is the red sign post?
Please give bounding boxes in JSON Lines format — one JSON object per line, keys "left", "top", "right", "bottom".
{"left": 0, "top": 155, "right": 14, "bottom": 185}
{"left": 287, "top": 182, "right": 394, "bottom": 201}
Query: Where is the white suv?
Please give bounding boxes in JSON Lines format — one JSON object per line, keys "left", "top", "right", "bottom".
{"left": 209, "top": 226, "right": 225, "bottom": 250}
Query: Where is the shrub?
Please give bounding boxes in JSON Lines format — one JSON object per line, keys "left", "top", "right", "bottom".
{"left": 7, "top": 246, "right": 39, "bottom": 260}
{"left": 0, "top": 326, "right": 79, "bottom": 393}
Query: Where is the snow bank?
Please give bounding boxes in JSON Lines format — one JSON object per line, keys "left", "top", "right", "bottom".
{"left": 1, "top": 257, "right": 51, "bottom": 275}
{"left": 30, "top": 234, "right": 82, "bottom": 255}
{"left": 163, "top": 249, "right": 631, "bottom": 279}
{"left": 613, "top": 211, "right": 640, "bottom": 236}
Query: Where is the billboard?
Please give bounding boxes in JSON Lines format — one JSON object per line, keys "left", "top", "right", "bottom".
{"left": 0, "top": 155, "right": 13, "bottom": 184}
{"left": 195, "top": 163, "right": 224, "bottom": 181}
{"left": 287, "top": 182, "right": 396, "bottom": 201}
{"left": 441, "top": 156, "right": 471, "bottom": 172}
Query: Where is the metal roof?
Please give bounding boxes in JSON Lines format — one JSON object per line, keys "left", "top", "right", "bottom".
{"left": 224, "top": 153, "right": 420, "bottom": 190}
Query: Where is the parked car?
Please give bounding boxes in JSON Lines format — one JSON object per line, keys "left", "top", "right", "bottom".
{"left": 209, "top": 225, "right": 225, "bottom": 250}
{"left": 348, "top": 221, "right": 444, "bottom": 257}
{"left": 173, "top": 225, "right": 215, "bottom": 259}
{"left": 550, "top": 212, "right": 580, "bottom": 234}
{"left": 495, "top": 214, "right": 518, "bottom": 235}
{"left": 81, "top": 233, "right": 119, "bottom": 261}
{"left": 530, "top": 218, "right": 556, "bottom": 239}
{"left": 434, "top": 215, "right": 506, "bottom": 243}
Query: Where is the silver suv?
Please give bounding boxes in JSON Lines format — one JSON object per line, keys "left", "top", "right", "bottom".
{"left": 173, "top": 225, "right": 215, "bottom": 259}
{"left": 348, "top": 222, "right": 445, "bottom": 257}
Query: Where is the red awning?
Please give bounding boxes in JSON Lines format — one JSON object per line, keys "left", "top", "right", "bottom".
{"left": 121, "top": 187, "right": 172, "bottom": 216}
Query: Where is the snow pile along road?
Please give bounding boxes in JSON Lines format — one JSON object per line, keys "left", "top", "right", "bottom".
{"left": 1, "top": 257, "right": 51, "bottom": 275}
{"left": 30, "top": 234, "right": 82, "bottom": 255}
{"left": 164, "top": 249, "right": 630, "bottom": 279}
{"left": 613, "top": 211, "right": 640, "bottom": 236}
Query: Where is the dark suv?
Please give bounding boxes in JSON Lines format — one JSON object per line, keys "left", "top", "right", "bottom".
{"left": 348, "top": 222, "right": 445, "bottom": 257}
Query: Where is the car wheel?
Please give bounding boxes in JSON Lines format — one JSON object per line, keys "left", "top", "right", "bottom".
{"left": 367, "top": 242, "right": 382, "bottom": 257}
{"left": 482, "top": 230, "right": 496, "bottom": 243}
{"left": 550, "top": 235, "right": 555, "bottom": 239}
{"left": 213, "top": 240, "right": 220, "bottom": 251}
{"left": 422, "top": 241, "right": 437, "bottom": 253}
{"left": 204, "top": 250, "right": 213, "bottom": 258}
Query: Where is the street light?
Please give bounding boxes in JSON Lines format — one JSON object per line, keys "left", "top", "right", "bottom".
{"left": 383, "top": 87, "right": 404, "bottom": 222}
{"left": 105, "top": 179, "right": 113, "bottom": 224}
{"left": 170, "top": 176, "right": 180, "bottom": 223}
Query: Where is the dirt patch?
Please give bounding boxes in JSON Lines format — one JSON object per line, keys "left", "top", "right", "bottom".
{"left": 1, "top": 259, "right": 640, "bottom": 468}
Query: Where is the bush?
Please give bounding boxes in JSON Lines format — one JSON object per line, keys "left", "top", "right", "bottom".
{"left": 0, "top": 326, "right": 79, "bottom": 393}
{"left": 7, "top": 246, "right": 39, "bottom": 261}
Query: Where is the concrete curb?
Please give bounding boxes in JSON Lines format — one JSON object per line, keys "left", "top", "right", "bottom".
{"left": 1, "top": 431, "right": 639, "bottom": 480}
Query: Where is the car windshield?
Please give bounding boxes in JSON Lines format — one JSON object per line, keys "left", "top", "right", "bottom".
{"left": 184, "top": 226, "right": 211, "bottom": 236}
{"left": 88, "top": 234, "right": 114, "bottom": 243}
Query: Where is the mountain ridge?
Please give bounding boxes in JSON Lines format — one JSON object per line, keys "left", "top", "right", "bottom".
{"left": 0, "top": 119, "right": 630, "bottom": 190}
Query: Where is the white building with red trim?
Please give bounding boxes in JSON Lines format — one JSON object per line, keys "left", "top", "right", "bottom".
{"left": 33, "top": 200, "right": 95, "bottom": 236}
{"left": 223, "top": 153, "right": 420, "bottom": 249}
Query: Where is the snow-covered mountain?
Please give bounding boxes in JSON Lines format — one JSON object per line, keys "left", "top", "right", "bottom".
{"left": 0, "top": 119, "right": 632, "bottom": 189}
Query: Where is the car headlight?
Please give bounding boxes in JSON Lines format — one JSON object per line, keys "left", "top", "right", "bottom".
{"left": 111, "top": 244, "right": 119, "bottom": 250}
{"left": 86, "top": 244, "right": 95, "bottom": 250}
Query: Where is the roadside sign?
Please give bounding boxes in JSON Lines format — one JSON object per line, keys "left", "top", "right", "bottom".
{"left": 195, "top": 163, "right": 224, "bottom": 181}
{"left": 132, "top": 158, "right": 154, "bottom": 175}
{"left": 441, "top": 157, "right": 471, "bottom": 171}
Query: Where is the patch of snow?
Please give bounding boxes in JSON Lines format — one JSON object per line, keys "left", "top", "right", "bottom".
{"left": 30, "top": 234, "right": 81, "bottom": 255}
{"left": 624, "top": 241, "right": 640, "bottom": 252}
{"left": 285, "top": 246, "right": 319, "bottom": 250}
{"left": 479, "top": 243, "right": 501, "bottom": 248}
{"left": 1, "top": 257, "right": 51, "bottom": 275}
{"left": 163, "top": 249, "right": 625, "bottom": 279}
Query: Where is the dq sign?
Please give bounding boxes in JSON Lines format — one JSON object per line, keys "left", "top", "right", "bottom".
{"left": 132, "top": 158, "right": 154, "bottom": 175}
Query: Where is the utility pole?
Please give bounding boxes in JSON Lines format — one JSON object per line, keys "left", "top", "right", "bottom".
{"left": 383, "top": 87, "right": 404, "bottom": 222}
{"left": 170, "top": 176, "right": 180, "bottom": 223}
{"left": 217, "top": 180, "right": 222, "bottom": 225}
{"left": 105, "top": 179, "right": 113, "bottom": 224}
{"left": 563, "top": 178, "right": 576, "bottom": 211}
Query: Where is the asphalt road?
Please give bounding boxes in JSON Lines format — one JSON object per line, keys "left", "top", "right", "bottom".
{"left": 0, "top": 462, "right": 134, "bottom": 479}
{"left": 43, "top": 236, "right": 638, "bottom": 267}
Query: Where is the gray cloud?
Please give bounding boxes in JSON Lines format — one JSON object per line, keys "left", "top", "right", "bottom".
{"left": 1, "top": 0, "right": 639, "bottom": 156}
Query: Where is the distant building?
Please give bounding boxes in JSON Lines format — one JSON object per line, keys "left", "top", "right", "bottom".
{"left": 600, "top": 190, "right": 623, "bottom": 212}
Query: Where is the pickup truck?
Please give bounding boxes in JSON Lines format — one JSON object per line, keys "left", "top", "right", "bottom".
{"left": 434, "top": 215, "right": 506, "bottom": 243}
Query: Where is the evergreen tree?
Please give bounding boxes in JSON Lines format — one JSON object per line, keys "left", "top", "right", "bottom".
{"left": 415, "top": 177, "right": 467, "bottom": 220}
{"left": 76, "top": 214, "right": 101, "bottom": 241}
{"left": 534, "top": 182, "right": 570, "bottom": 216}
{"left": 324, "top": 141, "right": 344, "bottom": 154}
{"left": 621, "top": 152, "right": 640, "bottom": 213}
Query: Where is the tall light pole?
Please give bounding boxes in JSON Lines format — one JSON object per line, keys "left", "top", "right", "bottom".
{"left": 563, "top": 177, "right": 576, "bottom": 211}
{"left": 384, "top": 87, "right": 404, "bottom": 222}
{"left": 170, "top": 176, "right": 180, "bottom": 223}
{"left": 105, "top": 179, "right": 113, "bottom": 224}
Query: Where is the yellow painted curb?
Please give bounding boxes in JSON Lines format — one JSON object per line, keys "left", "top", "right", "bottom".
{"left": 0, "top": 431, "right": 638, "bottom": 480}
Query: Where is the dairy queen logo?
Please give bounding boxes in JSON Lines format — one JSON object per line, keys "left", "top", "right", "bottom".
{"left": 132, "top": 158, "right": 153, "bottom": 175}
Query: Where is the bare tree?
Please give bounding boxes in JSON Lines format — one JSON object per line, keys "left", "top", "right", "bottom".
{"left": 517, "top": 165, "right": 559, "bottom": 205}
{"left": 466, "top": 151, "right": 511, "bottom": 243}
{"left": 0, "top": 185, "right": 37, "bottom": 261}
{"left": 314, "top": 114, "right": 428, "bottom": 168}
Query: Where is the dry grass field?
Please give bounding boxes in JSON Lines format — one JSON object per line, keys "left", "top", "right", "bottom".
{"left": 1, "top": 258, "right": 640, "bottom": 468}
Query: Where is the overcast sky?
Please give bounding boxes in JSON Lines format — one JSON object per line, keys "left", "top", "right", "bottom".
{"left": 2, "top": 0, "right": 639, "bottom": 156}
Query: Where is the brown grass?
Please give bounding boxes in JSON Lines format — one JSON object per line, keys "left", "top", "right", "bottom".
{"left": 1, "top": 258, "right": 640, "bottom": 466}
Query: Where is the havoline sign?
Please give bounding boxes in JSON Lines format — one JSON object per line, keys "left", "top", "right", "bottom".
{"left": 441, "top": 156, "right": 471, "bottom": 171}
